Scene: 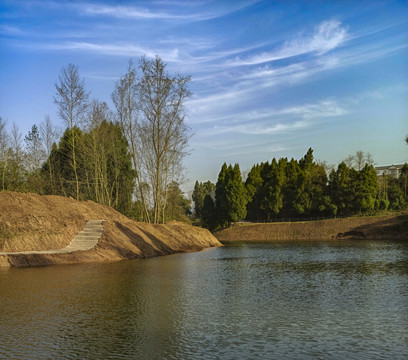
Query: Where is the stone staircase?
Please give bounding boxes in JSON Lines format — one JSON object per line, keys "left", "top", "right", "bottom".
{"left": 0, "top": 220, "right": 105, "bottom": 255}
{"left": 59, "top": 220, "right": 104, "bottom": 253}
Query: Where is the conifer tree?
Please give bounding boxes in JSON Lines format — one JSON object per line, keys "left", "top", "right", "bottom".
{"left": 245, "top": 163, "right": 264, "bottom": 221}
{"left": 215, "top": 163, "right": 229, "bottom": 227}
{"left": 225, "top": 164, "right": 247, "bottom": 223}
{"left": 192, "top": 180, "right": 215, "bottom": 218}
{"left": 201, "top": 194, "right": 216, "bottom": 229}
{"left": 260, "top": 158, "right": 285, "bottom": 219}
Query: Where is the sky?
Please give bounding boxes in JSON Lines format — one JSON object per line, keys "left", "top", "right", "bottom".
{"left": 0, "top": 0, "right": 407, "bottom": 192}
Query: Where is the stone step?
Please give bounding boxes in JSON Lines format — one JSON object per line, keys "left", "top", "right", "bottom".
{"left": 64, "top": 220, "right": 105, "bottom": 252}
{"left": 0, "top": 220, "right": 105, "bottom": 255}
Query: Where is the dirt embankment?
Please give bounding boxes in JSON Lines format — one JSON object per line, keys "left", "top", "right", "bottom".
{"left": 214, "top": 215, "right": 408, "bottom": 242}
{"left": 0, "top": 192, "right": 221, "bottom": 267}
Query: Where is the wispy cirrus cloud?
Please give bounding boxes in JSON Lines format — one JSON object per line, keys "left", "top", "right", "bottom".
{"left": 188, "top": 31, "right": 406, "bottom": 114}
{"left": 82, "top": 4, "right": 187, "bottom": 20}
{"left": 279, "top": 100, "right": 348, "bottom": 119}
{"left": 0, "top": 24, "right": 25, "bottom": 36}
{"left": 31, "top": 41, "right": 181, "bottom": 62}
{"left": 78, "top": 1, "right": 259, "bottom": 22}
{"left": 228, "top": 20, "right": 347, "bottom": 66}
{"left": 195, "top": 99, "right": 347, "bottom": 137}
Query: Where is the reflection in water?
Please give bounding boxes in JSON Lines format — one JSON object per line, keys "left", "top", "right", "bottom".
{"left": 1, "top": 240, "right": 407, "bottom": 359}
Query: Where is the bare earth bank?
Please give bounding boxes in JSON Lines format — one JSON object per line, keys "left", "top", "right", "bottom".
{"left": 0, "top": 192, "right": 222, "bottom": 268}
{"left": 214, "top": 215, "right": 408, "bottom": 242}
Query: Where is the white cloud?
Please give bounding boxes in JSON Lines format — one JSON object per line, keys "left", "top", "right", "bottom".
{"left": 194, "top": 100, "right": 347, "bottom": 137}
{"left": 279, "top": 100, "right": 348, "bottom": 119}
{"left": 82, "top": 4, "right": 185, "bottom": 20}
{"left": 36, "top": 41, "right": 181, "bottom": 62}
{"left": 0, "top": 25, "right": 25, "bottom": 36}
{"left": 79, "top": 1, "right": 260, "bottom": 22}
{"left": 228, "top": 20, "right": 347, "bottom": 66}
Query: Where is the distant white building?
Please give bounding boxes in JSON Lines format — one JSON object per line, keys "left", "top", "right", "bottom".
{"left": 375, "top": 164, "right": 405, "bottom": 179}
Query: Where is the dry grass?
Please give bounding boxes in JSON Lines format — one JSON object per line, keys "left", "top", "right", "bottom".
{"left": 214, "top": 214, "right": 408, "bottom": 242}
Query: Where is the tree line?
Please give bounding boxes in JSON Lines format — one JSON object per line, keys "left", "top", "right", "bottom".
{"left": 0, "top": 56, "right": 192, "bottom": 223}
{"left": 193, "top": 149, "right": 408, "bottom": 230}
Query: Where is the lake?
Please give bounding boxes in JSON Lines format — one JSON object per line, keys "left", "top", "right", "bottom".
{"left": 1, "top": 240, "right": 407, "bottom": 359}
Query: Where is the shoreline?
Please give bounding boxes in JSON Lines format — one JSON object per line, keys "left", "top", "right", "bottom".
{"left": 213, "top": 214, "right": 408, "bottom": 242}
{"left": 0, "top": 192, "right": 222, "bottom": 268}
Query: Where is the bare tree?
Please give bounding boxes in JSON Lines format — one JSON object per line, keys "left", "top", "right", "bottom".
{"left": 343, "top": 155, "right": 354, "bottom": 169}
{"left": 83, "top": 99, "right": 114, "bottom": 205}
{"left": 9, "top": 123, "right": 26, "bottom": 190}
{"left": 40, "top": 115, "right": 57, "bottom": 194}
{"left": 344, "top": 151, "right": 374, "bottom": 170}
{"left": 0, "top": 117, "right": 10, "bottom": 191}
{"left": 40, "top": 115, "right": 57, "bottom": 157}
{"left": 365, "top": 152, "right": 374, "bottom": 166}
{"left": 112, "top": 60, "right": 150, "bottom": 222}
{"left": 54, "top": 64, "right": 89, "bottom": 200}
{"left": 24, "top": 124, "right": 46, "bottom": 171}
{"left": 355, "top": 151, "right": 365, "bottom": 171}
{"left": 11, "top": 123, "right": 23, "bottom": 164}
{"left": 112, "top": 57, "right": 191, "bottom": 223}
{"left": 138, "top": 56, "right": 191, "bottom": 223}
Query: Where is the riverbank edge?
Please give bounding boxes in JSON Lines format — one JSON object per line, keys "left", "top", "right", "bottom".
{"left": 0, "top": 192, "right": 222, "bottom": 268}
{"left": 0, "top": 222, "right": 222, "bottom": 268}
{"left": 213, "top": 214, "right": 408, "bottom": 242}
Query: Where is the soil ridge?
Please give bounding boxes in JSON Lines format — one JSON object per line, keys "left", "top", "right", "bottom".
{"left": 0, "top": 192, "right": 221, "bottom": 267}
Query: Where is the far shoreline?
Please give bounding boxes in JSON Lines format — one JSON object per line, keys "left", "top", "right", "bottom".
{"left": 213, "top": 214, "right": 408, "bottom": 242}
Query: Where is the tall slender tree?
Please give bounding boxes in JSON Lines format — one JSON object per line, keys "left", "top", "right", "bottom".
{"left": 40, "top": 115, "right": 57, "bottom": 194}
{"left": 24, "top": 124, "right": 46, "bottom": 171}
{"left": 54, "top": 64, "right": 89, "bottom": 200}
{"left": 112, "top": 60, "right": 151, "bottom": 222}
{"left": 0, "top": 117, "right": 9, "bottom": 191}
{"left": 138, "top": 56, "right": 191, "bottom": 224}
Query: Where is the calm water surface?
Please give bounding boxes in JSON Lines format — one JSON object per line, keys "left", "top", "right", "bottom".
{"left": 1, "top": 240, "right": 407, "bottom": 359}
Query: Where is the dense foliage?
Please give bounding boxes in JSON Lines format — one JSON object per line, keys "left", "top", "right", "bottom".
{"left": 193, "top": 148, "right": 408, "bottom": 230}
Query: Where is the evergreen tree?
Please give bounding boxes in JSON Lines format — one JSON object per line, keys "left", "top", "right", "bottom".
{"left": 201, "top": 194, "right": 216, "bottom": 229}
{"left": 215, "top": 163, "right": 247, "bottom": 227}
{"left": 329, "top": 162, "right": 354, "bottom": 216}
{"left": 259, "top": 158, "right": 285, "bottom": 219}
{"left": 192, "top": 180, "right": 215, "bottom": 218}
{"left": 386, "top": 176, "right": 406, "bottom": 210}
{"left": 399, "top": 164, "right": 408, "bottom": 199}
{"left": 353, "top": 164, "right": 378, "bottom": 213}
{"left": 225, "top": 164, "right": 247, "bottom": 223}
{"left": 245, "top": 163, "right": 265, "bottom": 221}
{"left": 282, "top": 158, "right": 305, "bottom": 217}
{"left": 165, "top": 181, "right": 191, "bottom": 222}
{"left": 215, "top": 163, "right": 229, "bottom": 227}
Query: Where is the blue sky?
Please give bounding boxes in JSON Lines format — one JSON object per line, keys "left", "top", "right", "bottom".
{"left": 0, "top": 0, "right": 407, "bottom": 191}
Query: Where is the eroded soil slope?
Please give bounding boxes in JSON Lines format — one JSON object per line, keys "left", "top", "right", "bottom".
{"left": 0, "top": 192, "right": 221, "bottom": 267}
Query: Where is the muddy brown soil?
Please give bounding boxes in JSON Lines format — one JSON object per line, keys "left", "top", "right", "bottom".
{"left": 0, "top": 192, "right": 221, "bottom": 267}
